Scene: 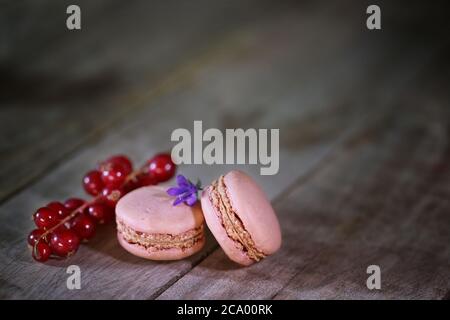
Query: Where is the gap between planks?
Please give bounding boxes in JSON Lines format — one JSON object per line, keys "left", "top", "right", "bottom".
{"left": 0, "top": 2, "right": 379, "bottom": 297}
{"left": 2, "top": 2, "right": 445, "bottom": 299}
{"left": 155, "top": 42, "right": 450, "bottom": 300}
{"left": 0, "top": 0, "right": 282, "bottom": 204}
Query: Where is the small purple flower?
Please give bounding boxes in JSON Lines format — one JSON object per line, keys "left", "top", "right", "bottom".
{"left": 166, "top": 175, "right": 202, "bottom": 206}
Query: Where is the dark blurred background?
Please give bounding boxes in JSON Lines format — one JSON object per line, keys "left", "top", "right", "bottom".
{"left": 1, "top": 0, "right": 450, "bottom": 300}
{"left": 0, "top": 0, "right": 449, "bottom": 201}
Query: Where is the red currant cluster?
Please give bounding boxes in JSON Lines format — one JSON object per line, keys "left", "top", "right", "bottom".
{"left": 27, "top": 153, "right": 176, "bottom": 262}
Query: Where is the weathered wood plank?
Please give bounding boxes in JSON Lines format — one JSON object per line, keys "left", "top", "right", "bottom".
{"left": 0, "top": 3, "right": 394, "bottom": 299}
{"left": 2, "top": 1, "right": 447, "bottom": 300}
{"left": 157, "top": 53, "right": 450, "bottom": 300}
{"left": 0, "top": 0, "right": 279, "bottom": 202}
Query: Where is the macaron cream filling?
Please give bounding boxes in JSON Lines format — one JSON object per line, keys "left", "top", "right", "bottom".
{"left": 117, "top": 220, "right": 204, "bottom": 251}
{"left": 209, "top": 175, "right": 266, "bottom": 261}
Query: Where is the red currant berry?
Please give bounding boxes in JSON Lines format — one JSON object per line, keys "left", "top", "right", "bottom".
{"left": 32, "top": 242, "right": 52, "bottom": 262}
{"left": 104, "top": 155, "right": 133, "bottom": 175}
{"left": 147, "top": 153, "right": 176, "bottom": 182}
{"left": 71, "top": 213, "right": 96, "bottom": 240}
{"left": 100, "top": 162, "right": 128, "bottom": 188}
{"left": 86, "top": 203, "right": 113, "bottom": 224}
{"left": 123, "top": 172, "right": 156, "bottom": 192}
{"left": 54, "top": 224, "right": 70, "bottom": 234}
{"left": 123, "top": 179, "right": 139, "bottom": 193}
{"left": 27, "top": 229, "right": 48, "bottom": 246}
{"left": 50, "top": 229, "right": 80, "bottom": 257}
{"left": 82, "top": 170, "right": 104, "bottom": 196}
{"left": 101, "top": 186, "right": 123, "bottom": 208}
{"left": 33, "top": 207, "right": 60, "bottom": 230}
{"left": 47, "top": 201, "right": 70, "bottom": 219}
{"left": 140, "top": 172, "right": 158, "bottom": 186}
{"left": 64, "top": 198, "right": 86, "bottom": 211}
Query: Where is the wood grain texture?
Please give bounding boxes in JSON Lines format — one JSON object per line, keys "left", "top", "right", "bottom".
{"left": 0, "top": 2, "right": 387, "bottom": 299}
{"left": 1, "top": 1, "right": 449, "bottom": 300}
{"left": 0, "top": 0, "right": 279, "bottom": 202}
{"left": 157, "top": 52, "right": 450, "bottom": 300}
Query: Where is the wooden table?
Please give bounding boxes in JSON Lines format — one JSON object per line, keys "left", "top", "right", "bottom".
{"left": 0, "top": 0, "right": 449, "bottom": 299}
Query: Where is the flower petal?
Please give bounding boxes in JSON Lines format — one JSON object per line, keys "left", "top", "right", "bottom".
{"left": 173, "top": 197, "right": 184, "bottom": 206}
{"left": 176, "top": 175, "right": 189, "bottom": 187}
{"left": 167, "top": 187, "right": 186, "bottom": 196}
{"left": 187, "top": 185, "right": 198, "bottom": 194}
{"left": 167, "top": 175, "right": 202, "bottom": 206}
{"left": 185, "top": 193, "right": 198, "bottom": 206}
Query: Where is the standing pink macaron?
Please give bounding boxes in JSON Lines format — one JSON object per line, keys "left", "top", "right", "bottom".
{"left": 201, "top": 170, "right": 282, "bottom": 266}
{"left": 116, "top": 186, "right": 205, "bottom": 260}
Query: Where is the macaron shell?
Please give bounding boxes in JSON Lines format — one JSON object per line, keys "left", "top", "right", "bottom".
{"left": 117, "top": 232, "right": 205, "bottom": 260}
{"left": 223, "top": 171, "right": 281, "bottom": 255}
{"left": 201, "top": 188, "right": 254, "bottom": 266}
{"left": 116, "top": 186, "right": 204, "bottom": 235}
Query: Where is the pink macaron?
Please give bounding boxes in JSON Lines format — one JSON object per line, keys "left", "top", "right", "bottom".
{"left": 116, "top": 186, "right": 205, "bottom": 260}
{"left": 201, "top": 170, "right": 282, "bottom": 266}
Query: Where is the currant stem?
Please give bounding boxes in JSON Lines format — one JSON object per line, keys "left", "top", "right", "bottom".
{"left": 33, "top": 197, "right": 98, "bottom": 257}
{"left": 32, "top": 165, "right": 147, "bottom": 257}
{"left": 124, "top": 165, "right": 147, "bottom": 183}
